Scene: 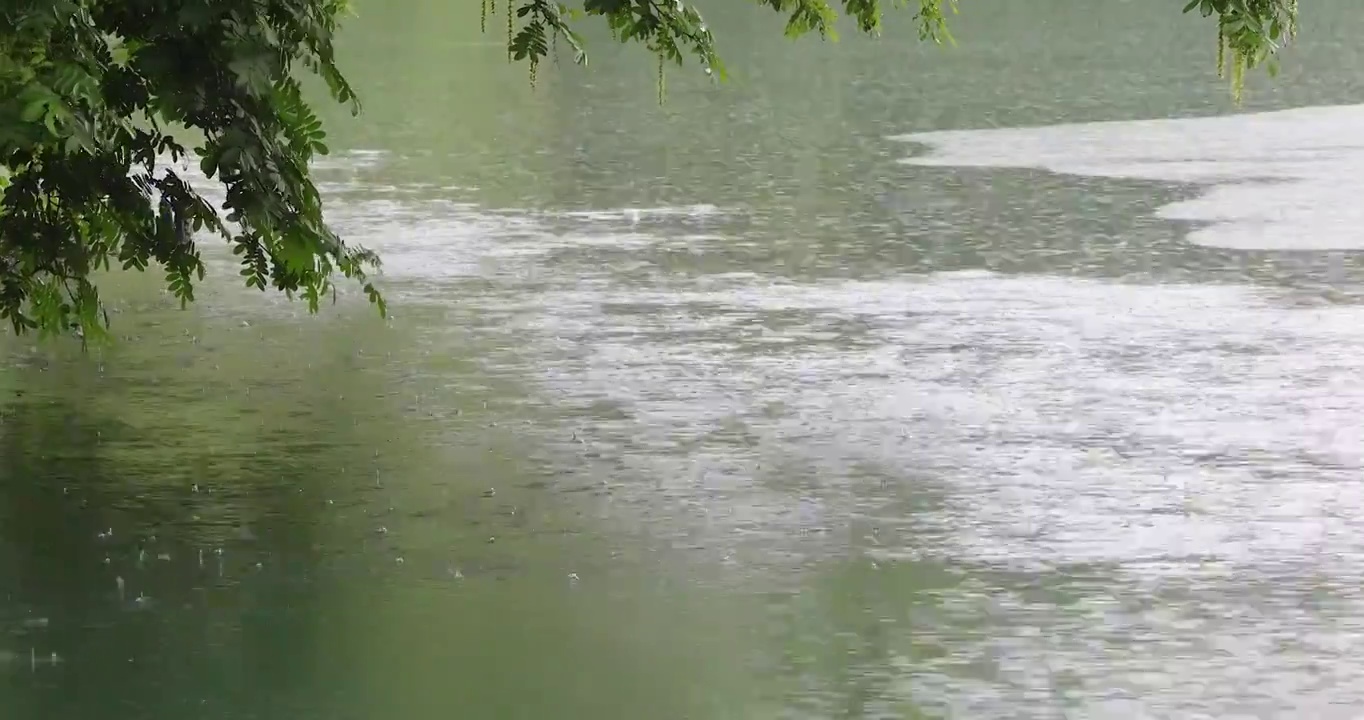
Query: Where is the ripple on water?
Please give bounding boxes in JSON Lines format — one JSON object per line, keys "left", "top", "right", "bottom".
{"left": 894, "top": 103, "right": 1364, "bottom": 251}
{"left": 508, "top": 268, "right": 1364, "bottom": 717}
{"left": 161, "top": 128, "right": 1364, "bottom": 716}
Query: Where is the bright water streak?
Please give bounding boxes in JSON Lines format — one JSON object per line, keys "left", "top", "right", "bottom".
{"left": 896, "top": 103, "right": 1364, "bottom": 251}
{"left": 290, "top": 102, "right": 1364, "bottom": 716}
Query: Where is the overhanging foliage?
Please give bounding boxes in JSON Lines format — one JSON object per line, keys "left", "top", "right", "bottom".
{"left": 0, "top": 0, "right": 1298, "bottom": 339}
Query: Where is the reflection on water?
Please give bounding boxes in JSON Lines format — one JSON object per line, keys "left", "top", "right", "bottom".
{"left": 241, "top": 103, "right": 1364, "bottom": 715}
{"left": 6, "top": 0, "right": 1364, "bottom": 715}
{"left": 896, "top": 103, "right": 1364, "bottom": 251}
{"left": 0, "top": 312, "right": 766, "bottom": 720}
{"left": 9, "top": 100, "right": 1364, "bottom": 715}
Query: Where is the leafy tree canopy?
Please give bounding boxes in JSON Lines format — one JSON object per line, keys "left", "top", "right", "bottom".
{"left": 0, "top": 0, "right": 1298, "bottom": 340}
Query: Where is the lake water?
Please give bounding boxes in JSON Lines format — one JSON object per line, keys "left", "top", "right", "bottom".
{"left": 5, "top": 1, "right": 1364, "bottom": 718}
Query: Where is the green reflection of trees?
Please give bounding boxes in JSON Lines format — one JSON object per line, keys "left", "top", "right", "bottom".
{"left": 0, "top": 300, "right": 404, "bottom": 720}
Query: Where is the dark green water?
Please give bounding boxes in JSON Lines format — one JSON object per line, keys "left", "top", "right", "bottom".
{"left": 5, "top": 1, "right": 1364, "bottom": 718}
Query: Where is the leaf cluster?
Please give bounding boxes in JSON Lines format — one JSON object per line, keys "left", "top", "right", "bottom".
{"left": 1182, "top": 0, "right": 1298, "bottom": 100}
{"left": 487, "top": 0, "right": 959, "bottom": 99}
{"left": 0, "top": 0, "right": 383, "bottom": 341}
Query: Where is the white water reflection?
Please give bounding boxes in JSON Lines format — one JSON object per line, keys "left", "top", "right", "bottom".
{"left": 894, "top": 103, "right": 1364, "bottom": 251}
{"left": 520, "top": 269, "right": 1364, "bottom": 718}
{"left": 176, "top": 138, "right": 1364, "bottom": 717}
{"left": 526, "top": 270, "right": 1364, "bottom": 559}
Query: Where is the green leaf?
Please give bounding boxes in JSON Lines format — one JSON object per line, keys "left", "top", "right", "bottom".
{"left": 20, "top": 99, "right": 47, "bottom": 123}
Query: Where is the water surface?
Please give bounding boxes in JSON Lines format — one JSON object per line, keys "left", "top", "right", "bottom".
{"left": 4, "top": 1, "right": 1364, "bottom": 718}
